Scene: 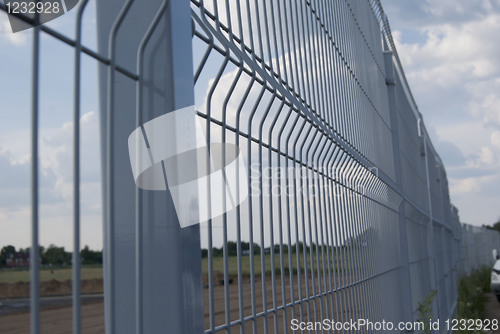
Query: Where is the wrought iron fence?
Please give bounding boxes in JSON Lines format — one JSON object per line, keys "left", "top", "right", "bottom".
{"left": 1, "top": 0, "right": 500, "bottom": 333}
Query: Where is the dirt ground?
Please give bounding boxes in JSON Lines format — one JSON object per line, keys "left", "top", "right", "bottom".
{"left": 0, "top": 275, "right": 363, "bottom": 334}
{"left": 2, "top": 279, "right": 500, "bottom": 333}
{"left": 0, "top": 301, "right": 105, "bottom": 334}
{"left": 0, "top": 279, "right": 103, "bottom": 299}
{"left": 485, "top": 293, "right": 500, "bottom": 334}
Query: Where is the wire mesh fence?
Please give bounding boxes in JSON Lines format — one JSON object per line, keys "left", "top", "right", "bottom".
{"left": 1, "top": 0, "right": 500, "bottom": 333}
{"left": 461, "top": 223, "right": 500, "bottom": 275}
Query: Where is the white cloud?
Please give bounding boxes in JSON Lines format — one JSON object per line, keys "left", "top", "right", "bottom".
{"left": 450, "top": 177, "right": 482, "bottom": 194}
{"left": 467, "top": 78, "right": 500, "bottom": 128}
{"left": 0, "top": 111, "right": 102, "bottom": 249}
{"left": 450, "top": 173, "right": 500, "bottom": 225}
{"left": 422, "top": 0, "right": 500, "bottom": 23}
{"left": 491, "top": 131, "right": 500, "bottom": 149}
{"left": 0, "top": 11, "right": 28, "bottom": 46}
{"left": 382, "top": 0, "right": 500, "bottom": 226}
{"left": 435, "top": 121, "right": 490, "bottom": 158}
{"left": 41, "top": 111, "right": 101, "bottom": 199}
{"left": 477, "top": 147, "right": 496, "bottom": 166}
{"left": 393, "top": 13, "right": 500, "bottom": 88}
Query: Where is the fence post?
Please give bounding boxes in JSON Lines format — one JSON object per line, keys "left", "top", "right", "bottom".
{"left": 383, "top": 48, "right": 414, "bottom": 327}
{"left": 96, "top": 1, "right": 203, "bottom": 333}
{"left": 420, "top": 127, "right": 439, "bottom": 327}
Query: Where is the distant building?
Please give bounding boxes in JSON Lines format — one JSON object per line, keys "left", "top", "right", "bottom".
{"left": 5, "top": 252, "right": 40, "bottom": 268}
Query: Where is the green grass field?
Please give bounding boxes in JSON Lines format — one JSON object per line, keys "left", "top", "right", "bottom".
{"left": 0, "top": 265, "right": 103, "bottom": 283}
{"left": 201, "top": 250, "right": 359, "bottom": 277}
{"left": 201, "top": 253, "right": 318, "bottom": 277}
{"left": 0, "top": 250, "right": 359, "bottom": 283}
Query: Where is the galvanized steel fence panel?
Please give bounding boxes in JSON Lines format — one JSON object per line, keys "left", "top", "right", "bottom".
{"left": 2, "top": 0, "right": 500, "bottom": 333}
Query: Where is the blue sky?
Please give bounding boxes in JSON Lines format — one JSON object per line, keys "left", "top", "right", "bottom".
{"left": 1, "top": 1, "right": 499, "bottom": 250}
{"left": 381, "top": 0, "right": 500, "bottom": 226}
{"left": 0, "top": 3, "right": 102, "bottom": 250}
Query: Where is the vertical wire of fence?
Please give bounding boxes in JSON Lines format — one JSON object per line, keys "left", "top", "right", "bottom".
{"left": 191, "top": 0, "right": 500, "bottom": 333}
{"left": 1, "top": 1, "right": 95, "bottom": 333}
{"left": 192, "top": 0, "right": 420, "bottom": 332}
{"left": 2, "top": 0, "right": 500, "bottom": 333}
{"left": 0, "top": 0, "right": 155, "bottom": 333}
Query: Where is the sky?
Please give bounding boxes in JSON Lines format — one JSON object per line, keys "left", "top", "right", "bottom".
{"left": 0, "top": 0, "right": 499, "bottom": 251}
{"left": 0, "top": 4, "right": 102, "bottom": 250}
{"left": 380, "top": 0, "right": 500, "bottom": 226}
